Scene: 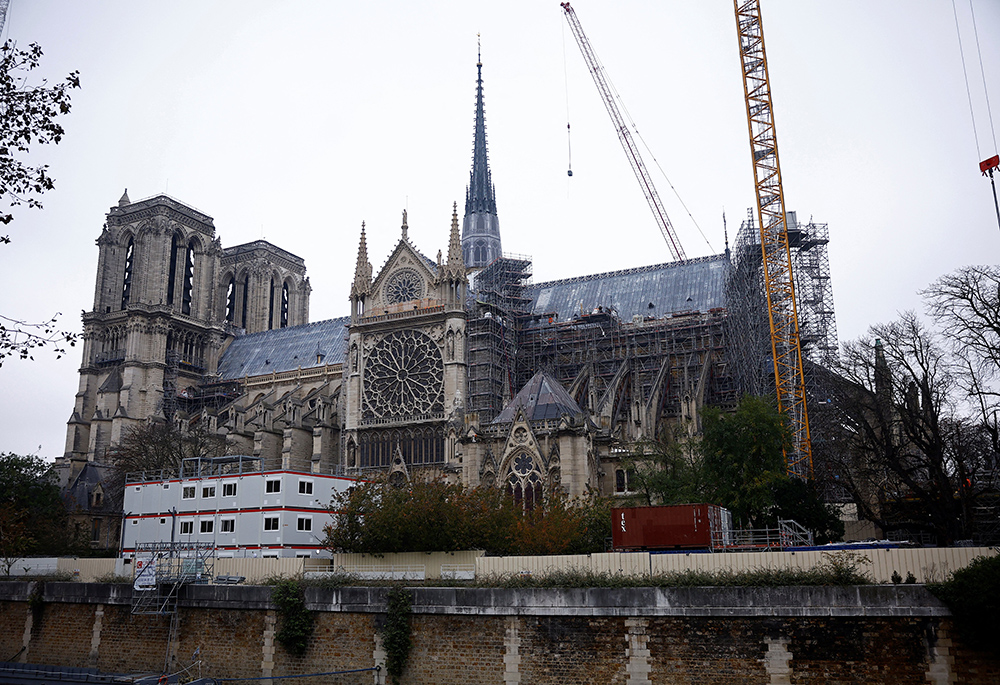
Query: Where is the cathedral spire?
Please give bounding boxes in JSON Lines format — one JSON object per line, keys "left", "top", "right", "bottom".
{"left": 462, "top": 43, "right": 502, "bottom": 269}
{"left": 351, "top": 221, "right": 372, "bottom": 297}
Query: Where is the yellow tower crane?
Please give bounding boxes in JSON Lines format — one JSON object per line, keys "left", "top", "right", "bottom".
{"left": 733, "top": 0, "right": 812, "bottom": 478}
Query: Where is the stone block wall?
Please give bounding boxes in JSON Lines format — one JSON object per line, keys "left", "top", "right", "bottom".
{"left": 1, "top": 583, "right": 999, "bottom": 684}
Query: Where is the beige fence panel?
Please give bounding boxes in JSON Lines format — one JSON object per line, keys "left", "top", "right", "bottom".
{"left": 477, "top": 554, "right": 589, "bottom": 578}
{"left": 590, "top": 552, "right": 651, "bottom": 576}
{"left": 330, "top": 551, "right": 483, "bottom": 580}
{"left": 480, "top": 547, "right": 997, "bottom": 583}
{"left": 863, "top": 546, "right": 996, "bottom": 583}
{"left": 56, "top": 558, "right": 116, "bottom": 582}
{"left": 214, "top": 557, "right": 308, "bottom": 583}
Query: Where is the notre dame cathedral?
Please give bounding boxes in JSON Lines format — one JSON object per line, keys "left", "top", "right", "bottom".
{"left": 62, "top": 57, "right": 741, "bottom": 502}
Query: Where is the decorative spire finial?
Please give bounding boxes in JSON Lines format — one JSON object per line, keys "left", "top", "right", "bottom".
{"left": 401, "top": 209, "right": 408, "bottom": 241}
{"left": 352, "top": 221, "right": 373, "bottom": 297}
{"left": 447, "top": 201, "right": 464, "bottom": 271}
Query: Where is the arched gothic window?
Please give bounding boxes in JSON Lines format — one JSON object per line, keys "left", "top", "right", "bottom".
{"left": 280, "top": 282, "right": 290, "bottom": 328}
{"left": 181, "top": 240, "right": 196, "bottom": 315}
{"left": 225, "top": 276, "right": 236, "bottom": 323}
{"left": 268, "top": 277, "right": 275, "bottom": 330}
{"left": 241, "top": 273, "right": 250, "bottom": 329}
{"left": 506, "top": 452, "right": 543, "bottom": 511}
{"left": 120, "top": 237, "right": 134, "bottom": 310}
{"left": 475, "top": 240, "right": 486, "bottom": 265}
{"left": 167, "top": 233, "right": 181, "bottom": 306}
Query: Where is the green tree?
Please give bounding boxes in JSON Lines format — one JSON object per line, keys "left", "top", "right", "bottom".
{"left": 699, "top": 396, "right": 789, "bottom": 527}
{"left": 0, "top": 452, "right": 80, "bottom": 562}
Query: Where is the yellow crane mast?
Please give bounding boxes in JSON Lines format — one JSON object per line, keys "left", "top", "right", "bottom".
{"left": 733, "top": 0, "right": 812, "bottom": 478}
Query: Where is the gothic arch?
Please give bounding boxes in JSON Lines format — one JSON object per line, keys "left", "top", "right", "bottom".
{"left": 503, "top": 449, "right": 544, "bottom": 510}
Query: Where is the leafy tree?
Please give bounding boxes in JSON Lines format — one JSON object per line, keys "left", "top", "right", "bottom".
{"left": 0, "top": 40, "right": 80, "bottom": 229}
{"left": 324, "top": 476, "right": 611, "bottom": 556}
{"left": 623, "top": 396, "right": 843, "bottom": 541}
{"left": 929, "top": 554, "right": 1000, "bottom": 654}
{"left": 0, "top": 40, "right": 81, "bottom": 366}
{"left": 0, "top": 452, "right": 80, "bottom": 563}
{"left": 699, "top": 395, "right": 789, "bottom": 527}
{"left": 619, "top": 426, "right": 703, "bottom": 507}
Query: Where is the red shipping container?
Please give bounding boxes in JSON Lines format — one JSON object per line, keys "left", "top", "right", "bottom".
{"left": 612, "top": 504, "right": 729, "bottom": 551}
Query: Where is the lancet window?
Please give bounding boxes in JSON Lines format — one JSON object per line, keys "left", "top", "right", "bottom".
{"left": 241, "top": 273, "right": 250, "bottom": 329}
{"left": 120, "top": 238, "right": 134, "bottom": 310}
{"left": 167, "top": 234, "right": 180, "bottom": 305}
{"left": 181, "top": 240, "right": 196, "bottom": 315}
{"left": 280, "top": 282, "right": 290, "bottom": 328}
{"left": 225, "top": 276, "right": 236, "bottom": 323}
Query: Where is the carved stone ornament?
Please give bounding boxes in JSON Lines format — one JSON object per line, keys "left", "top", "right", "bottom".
{"left": 513, "top": 426, "right": 529, "bottom": 444}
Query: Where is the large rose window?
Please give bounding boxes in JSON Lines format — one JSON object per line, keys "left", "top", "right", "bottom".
{"left": 384, "top": 269, "right": 423, "bottom": 304}
{"left": 363, "top": 330, "right": 444, "bottom": 421}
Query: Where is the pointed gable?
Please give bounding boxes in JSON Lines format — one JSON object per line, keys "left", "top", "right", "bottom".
{"left": 493, "top": 371, "right": 583, "bottom": 424}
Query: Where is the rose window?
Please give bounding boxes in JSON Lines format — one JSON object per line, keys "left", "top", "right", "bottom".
{"left": 363, "top": 330, "right": 444, "bottom": 420}
{"left": 512, "top": 453, "right": 534, "bottom": 476}
{"left": 384, "top": 269, "right": 423, "bottom": 304}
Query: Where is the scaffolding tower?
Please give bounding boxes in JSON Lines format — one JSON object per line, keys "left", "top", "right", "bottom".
{"left": 467, "top": 256, "right": 533, "bottom": 423}
{"left": 725, "top": 209, "right": 839, "bottom": 397}
{"left": 131, "top": 541, "right": 216, "bottom": 616}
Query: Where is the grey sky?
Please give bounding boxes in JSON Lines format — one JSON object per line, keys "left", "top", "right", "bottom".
{"left": 1, "top": 1, "right": 998, "bottom": 459}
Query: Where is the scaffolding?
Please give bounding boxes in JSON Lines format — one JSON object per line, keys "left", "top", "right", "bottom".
{"left": 516, "top": 307, "right": 736, "bottom": 435}
{"left": 467, "top": 255, "right": 533, "bottom": 423}
{"left": 131, "top": 541, "right": 216, "bottom": 616}
{"left": 725, "top": 209, "right": 839, "bottom": 396}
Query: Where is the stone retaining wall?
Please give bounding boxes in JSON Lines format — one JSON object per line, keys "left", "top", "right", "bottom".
{"left": 0, "top": 582, "right": 997, "bottom": 683}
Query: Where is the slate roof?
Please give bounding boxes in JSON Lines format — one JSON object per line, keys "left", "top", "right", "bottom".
{"left": 524, "top": 253, "right": 728, "bottom": 325}
{"left": 217, "top": 316, "right": 350, "bottom": 380}
{"left": 493, "top": 371, "right": 583, "bottom": 424}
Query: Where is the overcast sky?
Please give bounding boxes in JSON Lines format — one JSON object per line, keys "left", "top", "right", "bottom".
{"left": 1, "top": 1, "right": 998, "bottom": 460}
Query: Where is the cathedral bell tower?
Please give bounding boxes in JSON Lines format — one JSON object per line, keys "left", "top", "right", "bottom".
{"left": 64, "top": 192, "right": 226, "bottom": 461}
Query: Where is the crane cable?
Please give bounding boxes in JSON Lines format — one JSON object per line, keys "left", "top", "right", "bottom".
{"left": 562, "top": 18, "right": 573, "bottom": 178}
{"left": 952, "top": 0, "right": 1000, "bottom": 230}
{"left": 597, "top": 37, "right": 715, "bottom": 253}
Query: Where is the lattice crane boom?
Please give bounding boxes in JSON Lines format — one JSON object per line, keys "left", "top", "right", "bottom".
{"left": 734, "top": 0, "right": 812, "bottom": 478}
{"left": 560, "top": 2, "right": 687, "bottom": 263}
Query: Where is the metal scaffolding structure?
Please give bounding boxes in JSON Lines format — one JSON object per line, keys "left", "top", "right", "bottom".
{"left": 725, "top": 210, "right": 839, "bottom": 400}
{"left": 467, "top": 256, "right": 533, "bottom": 423}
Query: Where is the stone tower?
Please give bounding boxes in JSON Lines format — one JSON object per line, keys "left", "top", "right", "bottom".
{"left": 64, "top": 192, "right": 312, "bottom": 463}
{"left": 219, "top": 240, "right": 310, "bottom": 334}
{"left": 65, "top": 193, "right": 226, "bottom": 460}
{"left": 461, "top": 50, "right": 502, "bottom": 269}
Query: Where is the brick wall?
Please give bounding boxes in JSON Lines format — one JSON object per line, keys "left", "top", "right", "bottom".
{"left": 1, "top": 583, "right": 999, "bottom": 684}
